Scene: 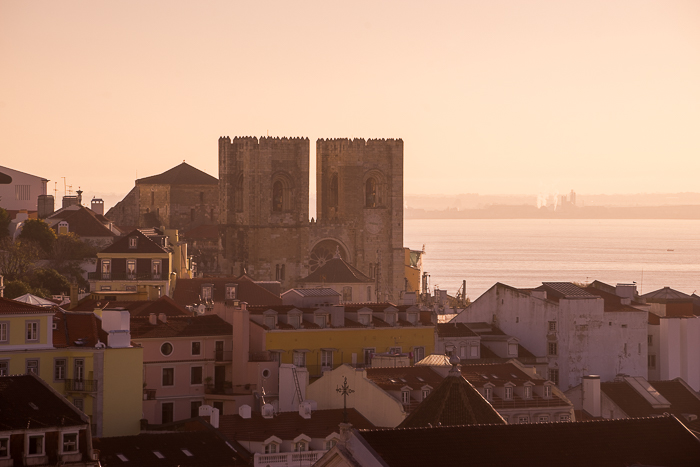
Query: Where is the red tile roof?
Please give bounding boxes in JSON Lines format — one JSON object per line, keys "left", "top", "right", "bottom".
{"left": 0, "top": 297, "right": 53, "bottom": 315}
{"left": 218, "top": 408, "right": 374, "bottom": 442}
{"left": 300, "top": 257, "right": 372, "bottom": 284}
{"left": 47, "top": 205, "right": 116, "bottom": 238}
{"left": 53, "top": 310, "right": 110, "bottom": 348}
{"left": 100, "top": 228, "right": 169, "bottom": 254}
{"left": 173, "top": 276, "right": 282, "bottom": 307}
{"left": 365, "top": 366, "right": 444, "bottom": 391}
{"left": 437, "top": 322, "right": 478, "bottom": 338}
{"left": 130, "top": 314, "right": 232, "bottom": 339}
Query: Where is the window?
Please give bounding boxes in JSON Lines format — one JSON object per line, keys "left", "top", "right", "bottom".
{"left": 289, "top": 315, "right": 300, "bottom": 328}
{"left": 293, "top": 351, "right": 306, "bottom": 368}
{"left": 272, "top": 180, "right": 284, "bottom": 212}
{"left": 548, "top": 369, "right": 559, "bottom": 386}
{"left": 401, "top": 390, "right": 410, "bottom": 404}
{"left": 548, "top": 342, "right": 558, "bottom": 356}
{"left": 15, "top": 185, "right": 30, "bottom": 201}
{"left": 126, "top": 285, "right": 137, "bottom": 291}
{"left": 190, "top": 401, "right": 202, "bottom": 418}
{"left": 315, "top": 315, "right": 327, "bottom": 328}
{"left": 484, "top": 387, "right": 493, "bottom": 400}
{"left": 321, "top": 350, "right": 333, "bottom": 370}
{"left": 538, "top": 415, "right": 549, "bottom": 423}
{"left": 422, "top": 388, "right": 430, "bottom": 400}
{"left": 161, "top": 342, "right": 173, "bottom": 356}
{"left": 191, "top": 366, "right": 203, "bottom": 385}
{"left": 342, "top": 286, "right": 352, "bottom": 303}
{"left": 548, "top": 321, "right": 557, "bottom": 332}
{"left": 213, "top": 401, "right": 224, "bottom": 413}
{"left": 0, "top": 322, "right": 8, "bottom": 342}
{"left": 648, "top": 354, "right": 656, "bottom": 369}
{"left": 413, "top": 346, "right": 425, "bottom": 363}
{"left": 201, "top": 285, "right": 212, "bottom": 300}
{"left": 363, "top": 348, "right": 375, "bottom": 365}
{"left": 161, "top": 402, "right": 174, "bottom": 424}
{"left": 26, "top": 321, "right": 39, "bottom": 341}
{"left": 54, "top": 359, "right": 66, "bottom": 381}
{"left": 151, "top": 259, "right": 162, "bottom": 279}
{"left": 62, "top": 433, "right": 78, "bottom": 453}
{"left": 524, "top": 385, "right": 532, "bottom": 399}
{"left": 73, "top": 398, "right": 84, "bottom": 411}
{"left": 294, "top": 442, "right": 307, "bottom": 452}
{"left": 367, "top": 286, "right": 372, "bottom": 302}
{"left": 504, "top": 386, "right": 513, "bottom": 400}
{"left": 390, "top": 346, "right": 401, "bottom": 354}
{"left": 264, "top": 315, "right": 276, "bottom": 329}
{"left": 101, "top": 259, "right": 111, "bottom": 279}
{"left": 358, "top": 314, "right": 371, "bottom": 326}
{"left": 470, "top": 344, "right": 479, "bottom": 358}
{"left": 508, "top": 343, "right": 518, "bottom": 355}
{"left": 0, "top": 361, "right": 8, "bottom": 377}
{"left": 517, "top": 416, "right": 529, "bottom": 424}
{"left": 544, "top": 385, "right": 552, "bottom": 398}
{"left": 26, "top": 359, "right": 39, "bottom": 375}
{"left": 128, "top": 237, "right": 138, "bottom": 249}
{"left": 225, "top": 284, "right": 237, "bottom": 300}
{"left": 0, "top": 438, "right": 8, "bottom": 458}
{"left": 126, "top": 259, "right": 136, "bottom": 277}
{"left": 28, "top": 434, "right": 44, "bottom": 455}
{"left": 264, "top": 443, "right": 278, "bottom": 454}
{"left": 325, "top": 439, "right": 337, "bottom": 450}
{"left": 191, "top": 341, "right": 201, "bottom": 355}
{"left": 559, "top": 414, "right": 571, "bottom": 422}
{"left": 74, "top": 359, "right": 84, "bottom": 383}
{"left": 365, "top": 178, "right": 377, "bottom": 207}
{"left": 162, "top": 368, "right": 174, "bottom": 386}
{"left": 648, "top": 335, "right": 653, "bottom": 346}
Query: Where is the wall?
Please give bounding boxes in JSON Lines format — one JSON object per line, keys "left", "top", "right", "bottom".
{"left": 102, "top": 346, "right": 142, "bottom": 436}
{"left": 0, "top": 166, "right": 48, "bottom": 211}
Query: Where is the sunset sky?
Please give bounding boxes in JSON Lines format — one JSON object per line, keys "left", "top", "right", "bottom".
{"left": 2, "top": 1, "right": 699, "bottom": 210}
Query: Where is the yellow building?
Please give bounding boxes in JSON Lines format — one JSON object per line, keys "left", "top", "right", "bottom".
{"left": 247, "top": 303, "right": 435, "bottom": 378}
{"left": 404, "top": 247, "right": 424, "bottom": 296}
{"left": 0, "top": 298, "right": 142, "bottom": 437}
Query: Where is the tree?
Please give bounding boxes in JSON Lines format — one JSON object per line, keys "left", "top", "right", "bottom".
{"left": 3, "top": 280, "right": 49, "bottom": 299}
{"left": 28, "top": 268, "right": 72, "bottom": 295}
{"left": 0, "top": 238, "right": 41, "bottom": 281}
{"left": 47, "top": 233, "right": 97, "bottom": 291}
{"left": 18, "top": 219, "right": 56, "bottom": 255}
{"left": 0, "top": 207, "right": 10, "bottom": 239}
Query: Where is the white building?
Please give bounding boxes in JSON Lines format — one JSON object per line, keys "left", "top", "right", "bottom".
{"left": 452, "top": 282, "right": 648, "bottom": 390}
{"left": 648, "top": 314, "right": 700, "bottom": 391}
{"left": 0, "top": 165, "right": 48, "bottom": 211}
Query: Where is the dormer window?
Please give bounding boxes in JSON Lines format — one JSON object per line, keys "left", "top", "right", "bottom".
{"left": 225, "top": 284, "right": 237, "bottom": 300}
{"left": 407, "top": 312, "right": 417, "bottom": 324}
{"left": 401, "top": 389, "right": 410, "bottom": 404}
{"left": 524, "top": 385, "right": 532, "bottom": 399}
{"left": 544, "top": 385, "right": 552, "bottom": 399}
{"left": 201, "top": 285, "right": 213, "bottom": 301}
{"left": 504, "top": 386, "right": 513, "bottom": 400}
{"left": 264, "top": 315, "right": 277, "bottom": 329}
{"left": 508, "top": 343, "right": 518, "bottom": 356}
{"left": 128, "top": 236, "right": 138, "bottom": 249}
{"left": 289, "top": 315, "right": 300, "bottom": 328}
{"left": 385, "top": 313, "right": 397, "bottom": 325}
{"left": 325, "top": 439, "right": 337, "bottom": 450}
{"left": 314, "top": 314, "right": 328, "bottom": 328}
{"left": 294, "top": 442, "right": 307, "bottom": 452}
{"left": 27, "top": 434, "right": 44, "bottom": 456}
{"left": 61, "top": 433, "right": 78, "bottom": 453}
{"left": 422, "top": 387, "right": 431, "bottom": 400}
{"left": 358, "top": 313, "right": 371, "bottom": 326}
{"left": 484, "top": 387, "right": 493, "bottom": 401}
{"left": 470, "top": 343, "right": 479, "bottom": 358}
{"left": 264, "top": 443, "right": 278, "bottom": 454}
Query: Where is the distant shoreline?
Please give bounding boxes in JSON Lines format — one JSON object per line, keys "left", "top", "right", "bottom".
{"left": 404, "top": 205, "right": 700, "bottom": 220}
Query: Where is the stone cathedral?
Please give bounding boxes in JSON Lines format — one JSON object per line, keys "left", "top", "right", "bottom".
{"left": 218, "top": 136, "right": 405, "bottom": 302}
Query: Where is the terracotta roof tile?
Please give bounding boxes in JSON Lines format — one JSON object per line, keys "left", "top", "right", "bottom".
{"left": 100, "top": 229, "right": 168, "bottom": 254}
{"left": 437, "top": 322, "right": 478, "bottom": 338}
{"left": 130, "top": 314, "right": 232, "bottom": 339}
{"left": 173, "top": 276, "right": 282, "bottom": 307}
{"left": 0, "top": 297, "right": 53, "bottom": 314}
{"left": 365, "top": 367, "right": 444, "bottom": 391}
{"left": 53, "top": 311, "right": 110, "bottom": 348}
{"left": 47, "top": 205, "right": 116, "bottom": 238}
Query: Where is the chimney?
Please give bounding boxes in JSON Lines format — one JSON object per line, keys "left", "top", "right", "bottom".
{"left": 262, "top": 403, "right": 274, "bottom": 419}
{"left": 158, "top": 313, "right": 167, "bottom": 323}
{"left": 69, "top": 283, "right": 78, "bottom": 310}
{"left": 299, "top": 401, "right": 312, "bottom": 419}
{"left": 149, "top": 313, "right": 157, "bottom": 325}
{"left": 238, "top": 405, "right": 251, "bottom": 419}
{"left": 198, "top": 405, "right": 219, "bottom": 428}
{"left": 582, "top": 375, "right": 601, "bottom": 418}
{"left": 91, "top": 198, "right": 104, "bottom": 215}
{"left": 76, "top": 189, "right": 83, "bottom": 205}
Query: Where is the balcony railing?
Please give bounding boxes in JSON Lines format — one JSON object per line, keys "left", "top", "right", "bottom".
{"left": 254, "top": 451, "right": 323, "bottom": 467}
{"left": 215, "top": 350, "right": 233, "bottom": 362}
{"left": 64, "top": 379, "right": 98, "bottom": 393}
{"left": 88, "top": 272, "right": 163, "bottom": 281}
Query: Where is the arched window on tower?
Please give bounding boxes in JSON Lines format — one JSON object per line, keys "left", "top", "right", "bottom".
{"left": 329, "top": 174, "right": 339, "bottom": 209}
{"left": 365, "top": 178, "right": 377, "bottom": 208}
{"left": 272, "top": 180, "right": 284, "bottom": 212}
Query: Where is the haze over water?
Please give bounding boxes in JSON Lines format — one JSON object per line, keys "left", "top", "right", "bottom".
{"left": 405, "top": 219, "right": 700, "bottom": 301}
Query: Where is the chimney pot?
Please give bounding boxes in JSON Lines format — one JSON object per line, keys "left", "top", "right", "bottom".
{"left": 158, "top": 313, "right": 167, "bottom": 323}
{"left": 149, "top": 313, "right": 157, "bottom": 325}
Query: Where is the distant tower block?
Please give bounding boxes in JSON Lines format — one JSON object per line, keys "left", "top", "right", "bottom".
{"left": 92, "top": 198, "right": 105, "bottom": 215}
{"left": 37, "top": 194, "right": 54, "bottom": 219}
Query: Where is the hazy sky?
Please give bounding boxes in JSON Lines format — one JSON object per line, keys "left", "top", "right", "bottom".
{"left": 2, "top": 1, "right": 699, "bottom": 210}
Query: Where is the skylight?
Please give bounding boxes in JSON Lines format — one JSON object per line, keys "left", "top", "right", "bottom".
{"left": 182, "top": 449, "right": 193, "bottom": 457}
{"left": 416, "top": 376, "right": 424, "bottom": 382}
{"left": 117, "top": 454, "right": 128, "bottom": 462}
{"left": 153, "top": 451, "right": 165, "bottom": 459}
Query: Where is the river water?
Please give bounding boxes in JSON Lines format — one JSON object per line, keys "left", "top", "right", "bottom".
{"left": 404, "top": 219, "right": 700, "bottom": 301}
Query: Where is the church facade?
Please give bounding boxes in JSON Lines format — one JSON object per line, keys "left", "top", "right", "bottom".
{"left": 218, "top": 136, "right": 405, "bottom": 302}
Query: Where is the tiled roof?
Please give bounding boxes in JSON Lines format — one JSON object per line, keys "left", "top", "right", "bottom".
{"left": 365, "top": 367, "right": 444, "bottom": 391}
{"left": 601, "top": 378, "right": 700, "bottom": 432}
{"left": 173, "top": 276, "right": 282, "bottom": 307}
{"left": 539, "top": 282, "right": 597, "bottom": 299}
{"left": 0, "top": 374, "right": 86, "bottom": 430}
{"left": 397, "top": 367, "right": 506, "bottom": 428}
{"left": 71, "top": 299, "right": 152, "bottom": 314}
{"left": 287, "top": 288, "right": 341, "bottom": 297}
{"left": 584, "top": 286, "right": 644, "bottom": 312}
{"left": 642, "top": 286, "right": 693, "bottom": 303}
{"left": 136, "top": 162, "right": 218, "bottom": 186}
{"left": 218, "top": 408, "right": 374, "bottom": 442}
{"left": 182, "top": 223, "right": 219, "bottom": 240}
{"left": 100, "top": 229, "right": 168, "bottom": 254}
{"left": 436, "top": 322, "right": 478, "bottom": 337}
{"left": 53, "top": 310, "right": 110, "bottom": 348}
{"left": 464, "top": 322, "right": 506, "bottom": 336}
{"left": 94, "top": 430, "right": 249, "bottom": 466}
{"left": 357, "top": 415, "right": 700, "bottom": 467}
{"left": 130, "top": 314, "right": 232, "bottom": 339}
{"left": 47, "top": 205, "right": 116, "bottom": 238}
{"left": 343, "top": 303, "right": 397, "bottom": 312}
{"left": 300, "top": 257, "right": 372, "bottom": 284}
{"left": 130, "top": 295, "right": 191, "bottom": 317}
{"left": 0, "top": 297, "right": 53, "bottom": 314}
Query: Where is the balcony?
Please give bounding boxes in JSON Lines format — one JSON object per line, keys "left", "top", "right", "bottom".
{"left": 215, "top": 350, "right": 233, "bottom": 362}
{"left": 64, "top": 379, "right": 98, "bottom": 393}
{"left": 253, "top": 451, "right": 323, "bottom": 467}
{"left": 88, "top": 272, "right": 164, "bottom": 281}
